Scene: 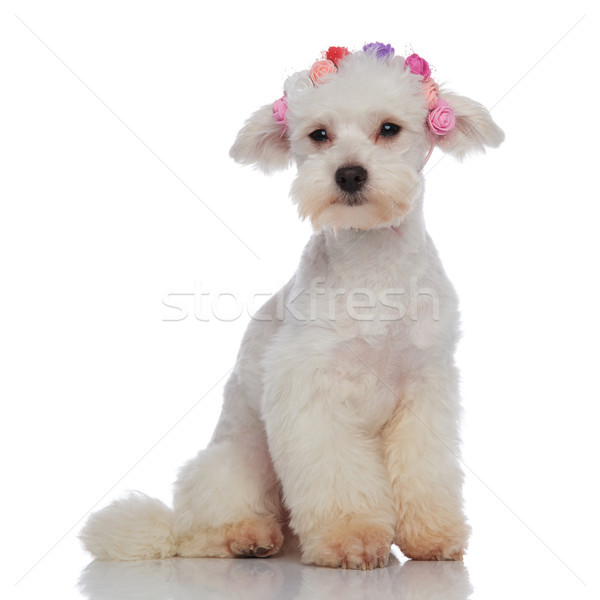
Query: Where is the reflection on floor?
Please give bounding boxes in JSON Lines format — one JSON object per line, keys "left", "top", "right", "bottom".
{"left": 78, "top": 548, "right": 472, "bottom": 600}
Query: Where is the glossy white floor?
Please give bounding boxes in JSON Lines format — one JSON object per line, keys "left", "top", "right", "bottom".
{"left": 10, "top": 517, "right": 596, "bottom": 600}
{"left": 3, "top": 2, "right": 598, "bottom": 599}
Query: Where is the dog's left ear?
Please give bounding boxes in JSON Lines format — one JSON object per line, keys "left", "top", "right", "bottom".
{"left": 229, "top": 104, "right": 292, "bottom": 174}
{"left": 434, "top": 91, "right": 504, "bottom": 160}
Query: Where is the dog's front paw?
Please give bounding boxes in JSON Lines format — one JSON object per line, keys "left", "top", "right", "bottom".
{"left": 397, "top": 520, "right": 469, "bottom": 561}
{"left": 400, "top": 539, "right": 465, "bottom": 561}
{"left": 301, "top": 518, "right": 393, "bottom": 570}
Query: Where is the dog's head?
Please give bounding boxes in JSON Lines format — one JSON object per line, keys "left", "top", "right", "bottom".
{"left": 230, "top": 44, "right": 504, "bottom": 232}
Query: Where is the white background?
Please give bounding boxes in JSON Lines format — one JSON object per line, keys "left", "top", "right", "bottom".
{"left": 1, "top": 1, "right": 599, "bottom": 599}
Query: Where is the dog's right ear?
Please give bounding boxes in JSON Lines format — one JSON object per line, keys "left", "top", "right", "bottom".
{"left": 229, "top": 104, "right": 292, "bottom": 174}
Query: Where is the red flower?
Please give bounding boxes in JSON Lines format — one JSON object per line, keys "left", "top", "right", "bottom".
{"left": 325, "top": 46, "right": 351, "bottom": 67}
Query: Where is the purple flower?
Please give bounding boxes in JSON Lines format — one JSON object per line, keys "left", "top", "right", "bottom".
{"left": 363, "top": 42, "right": 395, "bottom": 60}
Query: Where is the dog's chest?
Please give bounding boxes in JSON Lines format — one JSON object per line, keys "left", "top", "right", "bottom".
{"left": 293, "top": 229, "right": 453, "bottom": 346}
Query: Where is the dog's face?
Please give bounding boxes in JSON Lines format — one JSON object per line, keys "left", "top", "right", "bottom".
{"left": 286, "top": 53, "right": 428, "bottom": 230}
{"left": 230, "top": 47, "right": 504, "bottom": 232}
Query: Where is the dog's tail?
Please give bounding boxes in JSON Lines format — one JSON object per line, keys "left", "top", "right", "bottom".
{"left": 79, "top": 492, "right": 178, "bottom": 560}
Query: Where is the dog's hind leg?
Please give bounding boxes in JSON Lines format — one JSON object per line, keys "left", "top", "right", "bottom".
{"left": 173, "top": 381, "right": 284, "bottom": 558}
{"left": 172, "top": 289, "right": 289, "bottom": 558}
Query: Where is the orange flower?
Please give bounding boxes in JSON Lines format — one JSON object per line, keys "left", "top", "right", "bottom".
{"left": 422, "top": 78, "right": 439, "bottom": 110}
{"left": 310, "top": 59, "right": 336, "bottom": 85}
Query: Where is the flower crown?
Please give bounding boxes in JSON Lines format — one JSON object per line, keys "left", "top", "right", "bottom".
{"left": 272, "top": 43, "right": 456, "bottom": 137}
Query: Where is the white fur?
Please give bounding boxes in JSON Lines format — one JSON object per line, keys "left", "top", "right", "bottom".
{"left": 80, "top": 48, "right": 503, "bottom": 569}
{"left": 79, "top": 492, "right": 177, "bottom": 560}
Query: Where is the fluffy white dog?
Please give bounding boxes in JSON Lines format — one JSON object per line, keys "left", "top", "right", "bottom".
{"left": 81, "top": 43, "right": 503, "bottom": 570}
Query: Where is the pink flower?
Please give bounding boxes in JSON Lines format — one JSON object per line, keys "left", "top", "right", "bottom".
{"left": 422, "top": 78, "right": 439, "bottom": 110}
{"left": 272, "top": 96, "right": 288, "bottom": 131}
{"left": 310, "top": 59, "right": 336, "bottom": 85}
{"left": 427, "top": 99, "right": 456, "bottom": 135}
{"left": 405, "top": 53, "right": 431, "bottom": 80}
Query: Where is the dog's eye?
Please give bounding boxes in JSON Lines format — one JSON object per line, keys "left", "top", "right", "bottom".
{"left": 379, "top": 123, "right": 401, "bottom": 138}
{"left": 309, "top": 129, "right": 329, "bottom": 142}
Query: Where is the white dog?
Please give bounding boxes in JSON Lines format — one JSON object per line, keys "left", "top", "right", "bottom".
{"left": 81, "top": 43, "right": 503, "bottom": 570}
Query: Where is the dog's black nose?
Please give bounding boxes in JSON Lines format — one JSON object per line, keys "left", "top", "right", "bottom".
{"left": 335, "top": 165, "right": 368, "bottom": 193}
